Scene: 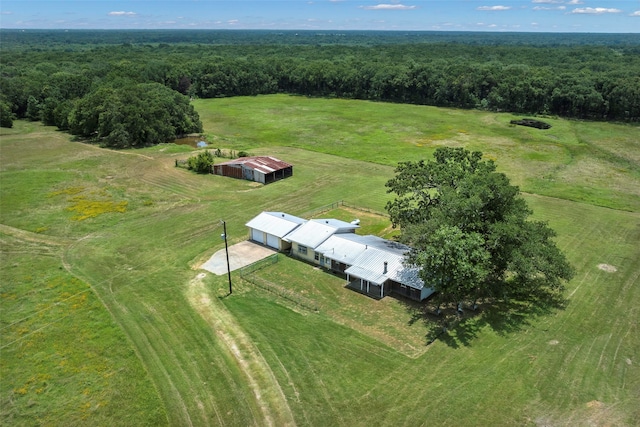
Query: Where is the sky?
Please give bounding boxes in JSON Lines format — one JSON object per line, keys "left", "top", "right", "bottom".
{"left": 1, "top": 1, "right": 639, "bottom": 33}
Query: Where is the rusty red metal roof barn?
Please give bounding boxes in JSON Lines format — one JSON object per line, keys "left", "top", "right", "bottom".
{"left": 213, "top": 156, "right": 293, "bottom": 184}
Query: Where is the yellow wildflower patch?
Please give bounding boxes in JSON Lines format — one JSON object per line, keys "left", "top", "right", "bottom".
{"left": 67, "top": 196, "right": 128, "bottom": 221}
{"left": 49, "top": 186, "right": 128, "bottom": 221}
{"left": 72, "top": 294, "right": 88, "bottom": 309}
{"left": 48, "top": 186, "right": 85, "bottom": 197}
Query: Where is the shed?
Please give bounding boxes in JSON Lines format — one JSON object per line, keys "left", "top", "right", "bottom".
{"left": 213, "top": 156, "right": 293, "bottom": 184}
{"left": 245, "top": 212, "right": 305, "bottom": 251}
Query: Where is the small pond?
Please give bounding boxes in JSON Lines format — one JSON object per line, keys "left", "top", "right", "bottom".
{"left": 173, "top": 136, "right": 209, "bottom": 148}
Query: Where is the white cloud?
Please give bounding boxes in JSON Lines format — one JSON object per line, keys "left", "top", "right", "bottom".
{"left": 631, "top": 11, "right": 640, "bottom": 17}
{"left": 1, "top": 11, "right": 13, "bottom": 15}
{"left": 571, "top": 7, "right": 622, "bottom": 14}
{"left": 360, "top": 4, "right": 417, "bottom": 10}
{"left": 566, "top": 0, "right": 584, "bottom": 4}
{"left": 532, "top": 0, "right": 562, "bottom": 3}
{"left": 477, "top": 6, "right": 512, "bottom": 11}
{"left": 533, "top": 5, "right": 566, "bottom": 10}
{"left": 108, "top": 11, "right": 137, "bottom": 16}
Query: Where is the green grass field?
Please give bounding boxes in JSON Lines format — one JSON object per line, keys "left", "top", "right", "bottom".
{"left": 1, "top": 95, "right": 639, "bottom": 426}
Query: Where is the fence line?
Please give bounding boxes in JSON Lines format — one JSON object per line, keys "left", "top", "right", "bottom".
{"left": 301, "top": 200, "right": 388, "bottom": 219}
{"left": 239, "top": 254, "right": 319, "bottom": 312}
{"left": 300, "top": 200, "right": 344, "bottom": 218}
{"left": 243, "top": 275, "right": 319, "bottom": 312}
{"left": 239, "top": 253, "right": 279, "bottom": 277}
{"left": 340, "top": 201, "right": 388, "bottom": 217}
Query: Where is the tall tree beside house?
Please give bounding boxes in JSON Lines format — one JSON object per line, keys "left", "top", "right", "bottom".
{"left": 385, "top": 147, "right": 574, "bottom": 310}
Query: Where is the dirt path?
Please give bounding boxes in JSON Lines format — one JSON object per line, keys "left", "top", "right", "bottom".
{"left": 185, "top": 273, "right": 296, "bottom": 427}
{"left": 0, "top": 223, "right": 75, "bottom": 246}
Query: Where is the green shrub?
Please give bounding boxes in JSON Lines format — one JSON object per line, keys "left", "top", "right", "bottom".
{"left": 187, "top": 150, "right": 214, "bottom": 174}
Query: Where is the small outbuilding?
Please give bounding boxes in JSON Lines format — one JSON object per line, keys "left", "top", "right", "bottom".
{"left": 213, "top": 156, "right": 293, "bottom": 184}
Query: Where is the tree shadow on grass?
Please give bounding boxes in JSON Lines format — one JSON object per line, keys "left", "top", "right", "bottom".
{"left": 401, "top": 280, "right": 568, "bottom": 348}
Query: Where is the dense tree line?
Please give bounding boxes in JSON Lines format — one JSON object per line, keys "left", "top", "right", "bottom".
{"left": 1, "top": 30, "right": 639, "bottom": 139}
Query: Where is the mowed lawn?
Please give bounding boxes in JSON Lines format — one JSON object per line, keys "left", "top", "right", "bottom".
{"left": 1, "top": 96, "right": 639, "bottom": 426}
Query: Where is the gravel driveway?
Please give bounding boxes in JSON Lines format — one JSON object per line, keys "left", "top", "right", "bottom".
{"left": 200, "top": 241, "right": 277, "bottom": 275}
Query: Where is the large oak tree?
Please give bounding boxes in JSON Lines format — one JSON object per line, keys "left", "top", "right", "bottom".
{"left": 386, "top": 147, "right": 574, "bottom": 309}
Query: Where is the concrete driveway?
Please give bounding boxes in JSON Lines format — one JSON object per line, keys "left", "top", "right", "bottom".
{"left": 200, "top": 240, "right": 277, "bottom": 275}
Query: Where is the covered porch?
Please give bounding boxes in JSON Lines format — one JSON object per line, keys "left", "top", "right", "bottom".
{"left": 389, "top": 280, "right": 423, "bottom": 301}
{"left": 345, "top": 265, "right": 388, "bottom": 299}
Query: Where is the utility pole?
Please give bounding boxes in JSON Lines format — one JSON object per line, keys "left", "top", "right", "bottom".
{"left": 221, "top": 220, "right": 232, "bottom": 295}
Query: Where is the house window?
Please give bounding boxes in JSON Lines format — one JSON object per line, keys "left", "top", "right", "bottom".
{"left": 314, "top": 252, "right": 320, "bottom": 261}
{"left": 298, "top": 245, "right": 308, "bottom": 255}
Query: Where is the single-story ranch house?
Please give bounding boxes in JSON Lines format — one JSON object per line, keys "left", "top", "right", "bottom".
{"left": 245, "top": 211, "right": 434, "bottom": 302}
{"left": 213, "top": 156, "right": 293, "bottom": 184}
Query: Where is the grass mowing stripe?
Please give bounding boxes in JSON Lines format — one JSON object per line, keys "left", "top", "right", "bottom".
{"left": 186, "top": 275, "right": 296, "bottom": 426}
{"left": 62, "top": 211, "right": 273, "bottom": 425}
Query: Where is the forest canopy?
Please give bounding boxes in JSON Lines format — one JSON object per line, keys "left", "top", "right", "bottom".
{"left": 1, "top": 30, "right": 639, "bottom": 140}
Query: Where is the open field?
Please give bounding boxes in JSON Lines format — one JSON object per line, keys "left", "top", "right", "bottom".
{"left": 195, "top": 95, "right": 640, "bottom": 212}
{"left": 1, "top": 96, "right": 639, "bottom": 426}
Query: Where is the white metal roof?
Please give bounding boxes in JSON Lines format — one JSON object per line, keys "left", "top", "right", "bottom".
{"left": 310, "top": 218, "right": 359, "bottom": 231}
{"left": 316, "top": 234, "right": 389, "bottom": 265}
{"left": 345, "top": 245, "right": 426, "bottom": 290}
{"left": 245, "top": 212, "right": 305, "bottom": 238}
{"left": 391, "top": 266, "right": 427, "bottom": 291}
{"left": 283, "top": 220, "right": 351, "bottom": 249}
{"left": 344, "top": 265, "right": 388, "bottom": 285}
